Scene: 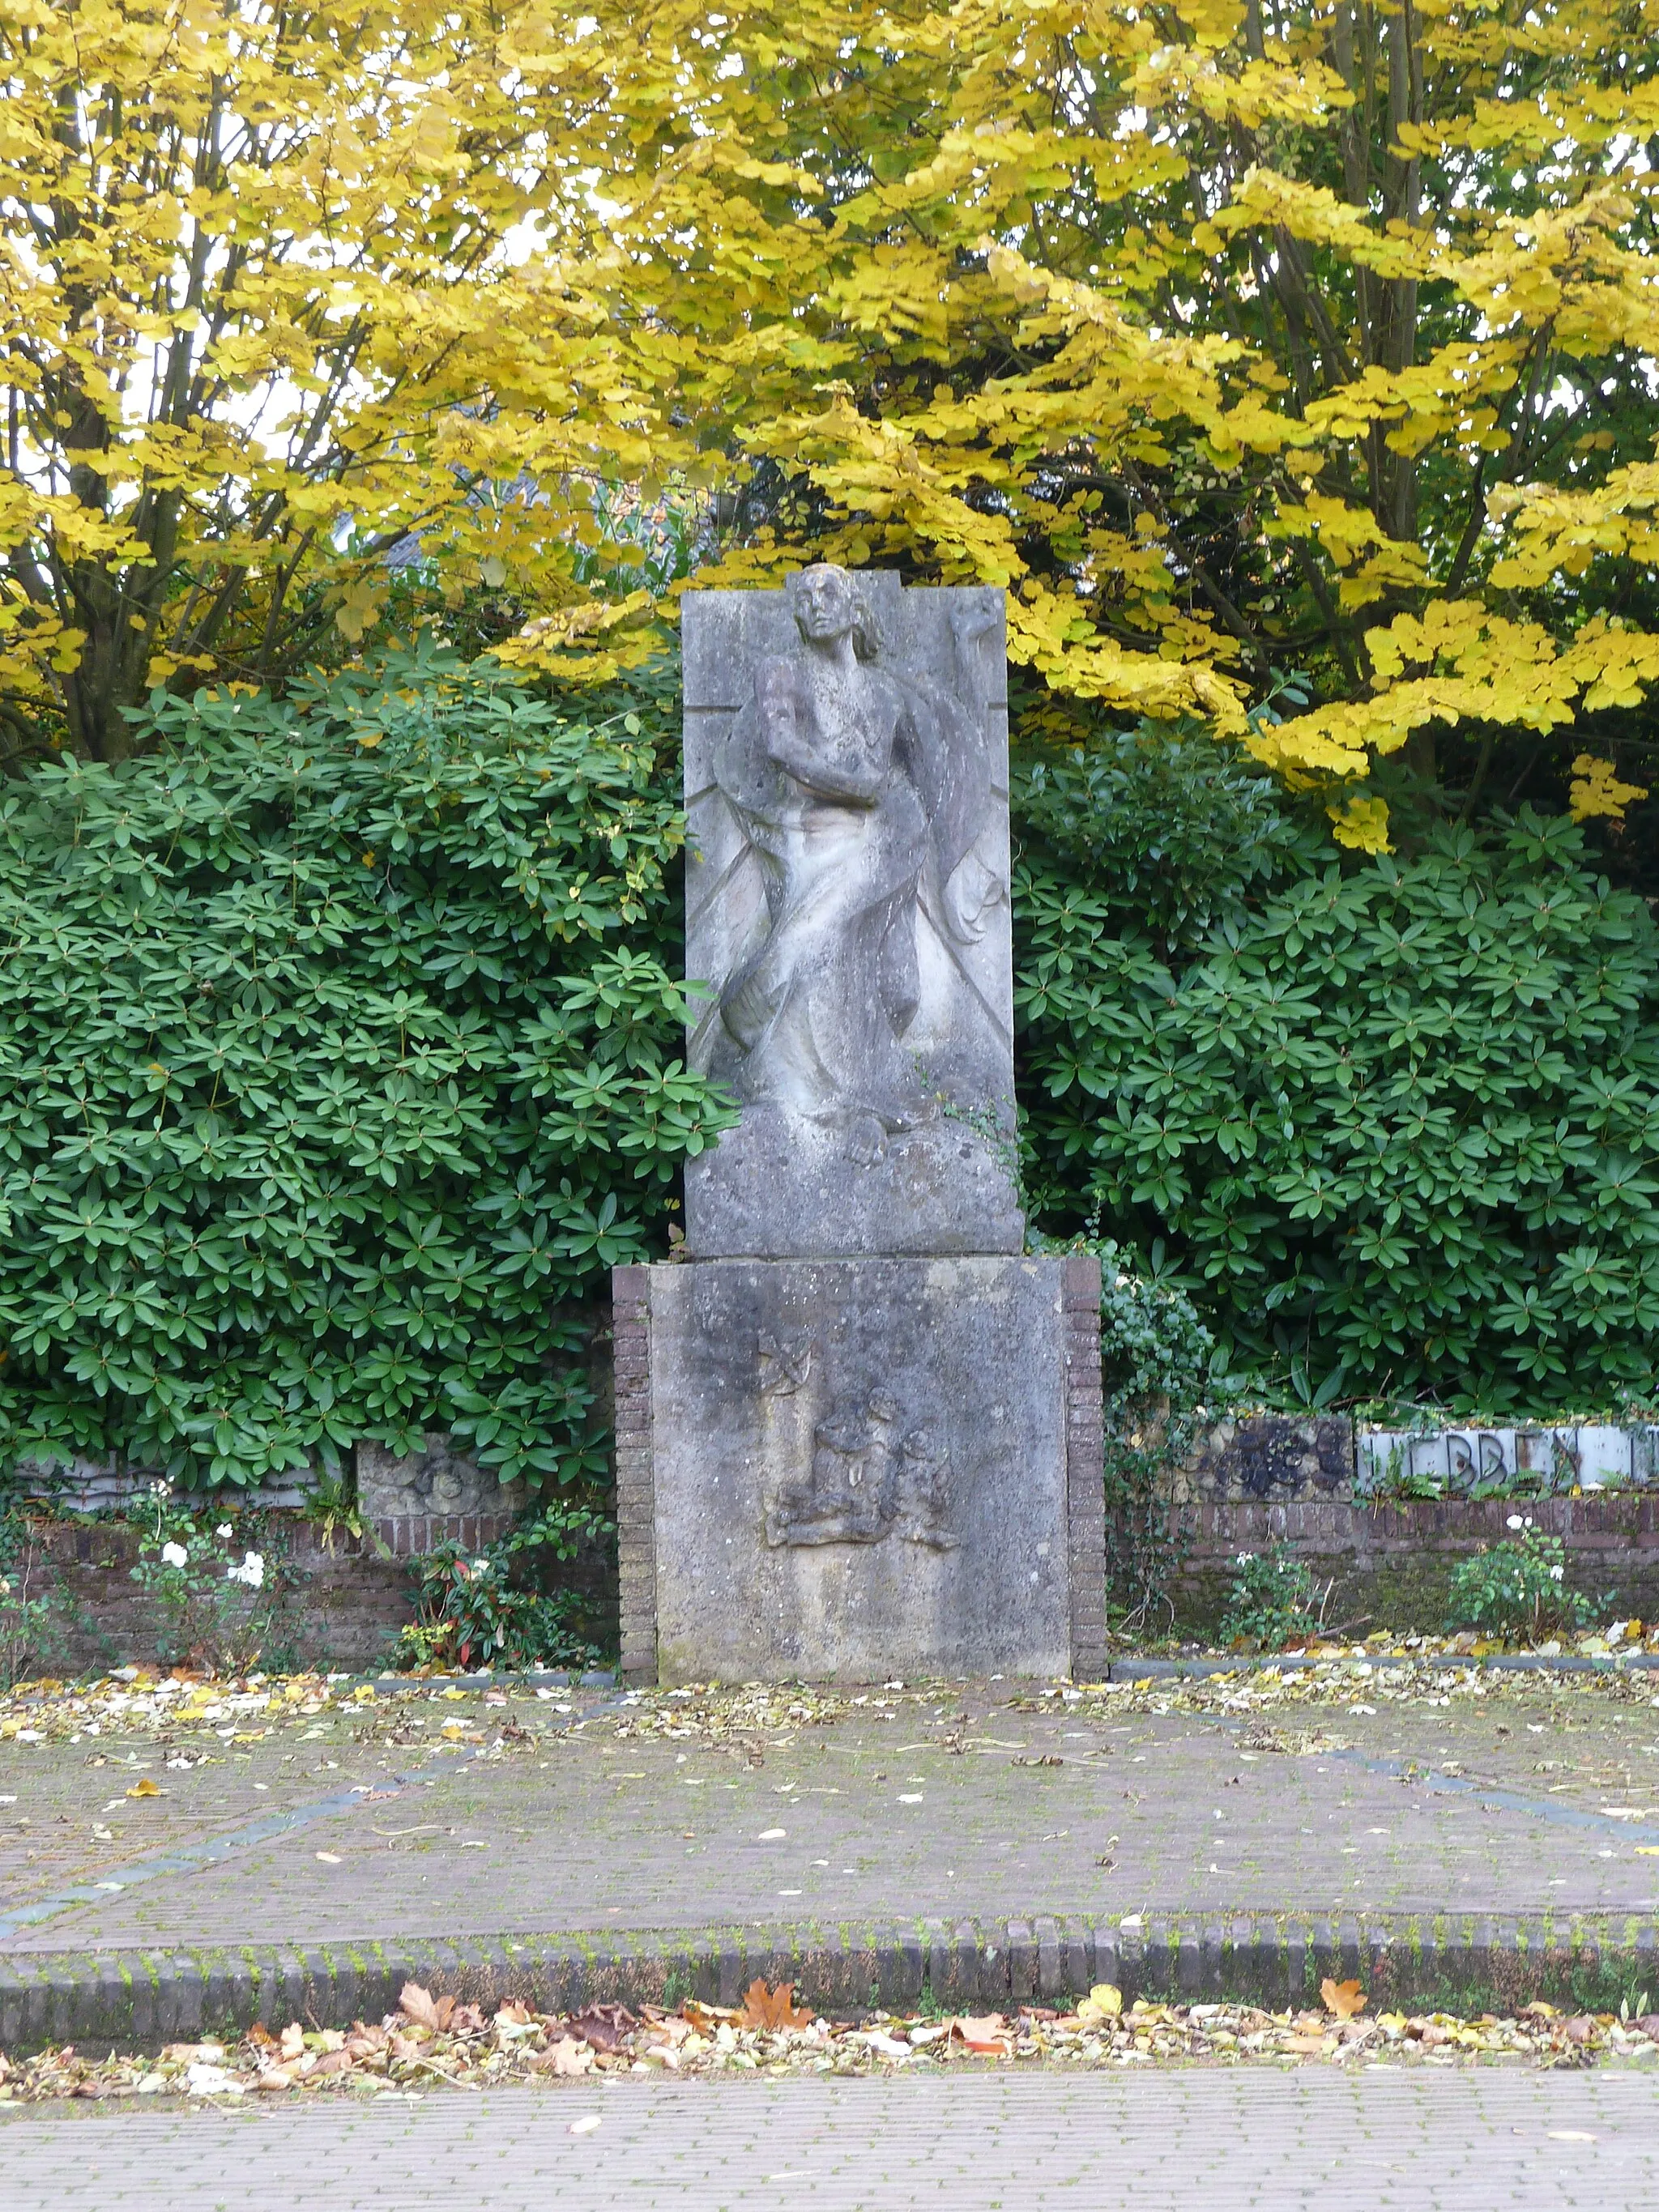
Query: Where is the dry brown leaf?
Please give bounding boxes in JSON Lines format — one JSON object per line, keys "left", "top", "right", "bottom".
{"left": 300, "top": 2048, "right": 353, "bottom": 2080}
{"left": 950, "top": 2014, "right": 1012, "bottom": 2055}
{"left": 254, "top": 2065, "right": 299, "bottom": 2091}
{"left": 279, "top": 2022, "right": 306, "bottom": 2061}
{"left": 566, "top": 2003, "right": 638, "bottom": 2052}
{"left": 1284, "top": 2032, "right": 1328, "bottom": 2053}
{"left": 529, "top": 2036, "right": 594, "bottom": 2077}
{"left": 1320, "top": 1977, "right": 1367, "bottom": 2020}
{"left": 736, "top": 1980, "right": 815, "bottom": 2031}
{"left": 398, "top": 1982, "right": 455, "bottom": 2033}
{"left": 495, "top": 2001, "right": 533, "bottom": 2027}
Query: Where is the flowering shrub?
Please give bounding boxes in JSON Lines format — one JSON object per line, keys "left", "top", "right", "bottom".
{"left": 130, "top": 1485, "right": 290, "bottom": 1669}
{"left": 1221, "top": 1544, "right": 1328, "bottom": 1652}
{"left": 1446, "top": 1517, "right": 1595, "bottom": 1644}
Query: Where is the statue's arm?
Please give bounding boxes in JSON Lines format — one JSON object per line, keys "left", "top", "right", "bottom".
{"left": 755, "top": 660, "right": 883, "bottom": 804}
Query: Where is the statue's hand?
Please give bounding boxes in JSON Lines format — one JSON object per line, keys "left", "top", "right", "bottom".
{"left": 844, "top": 1110, "right": 888, "bottom": 1167}
{"left": 942, "top": 850, "right": 1004, "bottom": 943}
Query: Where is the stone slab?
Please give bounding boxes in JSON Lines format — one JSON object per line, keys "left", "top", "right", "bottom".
{"left": 680, "top": 570, "right": 1021, "bottom": 1258}
{"left": 1357, "top": 1422, "right": 1659, "bottom": 1498}
{"left": 616, "top": 1255, "right": 1102, "bottom": 1681}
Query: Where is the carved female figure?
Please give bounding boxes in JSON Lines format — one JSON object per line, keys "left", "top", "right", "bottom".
{"left": 713, "top": 565, "right": 993, "bottom": 1158}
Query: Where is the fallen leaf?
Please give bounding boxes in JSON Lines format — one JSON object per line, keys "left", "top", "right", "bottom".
{"left": 529, "top": 2036, "right": 593, "bottom": 2077}
{"left": 1320, "top": 1977, "right": 1367, "bottom": 2020}
{"left": 1284, "top": 2032, "right": 1328, "bottom": 2053}
{"left": 126, "top": 1779, "right": 162, "bottom": 1798}
{"left": 569, "top": 2113, "right": 602, "bottom": 2136}
{"left": 495, "top": 2001, "right": 532, "bottom": 2027}
{"left": 399, "top": 1983, "right": 455, "bottom": 2034}
{"left": 737, "top": 1980, "right": 814, "bottom": 2031}
{"left": 1548, "top": 2130, "right": 1597, "bottom": 2142}
{"left": 950, "top": 2014, "right": 1012, "bottom": 2055}
{"left": 279, "top": 2023, "right": 306, "bottom": 2061}
{"left": 567, "top": 2003, "right": 638, "bottom": 2052}
{"left": 314, "top": 1851, "right": 342, "bottom": 1865}
{"left": 1077, "top": 1982, "right": 1122, "bottom": 2022}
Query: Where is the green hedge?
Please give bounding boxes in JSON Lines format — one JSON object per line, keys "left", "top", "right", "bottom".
{"left": 1014, "top": 724, "right": 1659, "bottom": 1411}
{"left": 4, "top": 659, "right": 1655, "bottom": 1490}
{"left": 0, "top": 649, "right": 731, "bottom": 1490}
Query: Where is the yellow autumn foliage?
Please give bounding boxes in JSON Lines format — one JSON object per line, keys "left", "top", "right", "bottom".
{"left": 0, "top": 0, "right": 1655, "bottom": 846}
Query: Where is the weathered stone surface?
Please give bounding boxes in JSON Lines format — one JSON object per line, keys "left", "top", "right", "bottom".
{"left": 625, "top": 1255, "right": 1101, "bottom": 1681}
{"left": 1172, "top": 1417, "right": 1354, "bottom": 1505}
{"left": 681, "top": 567, "right": 1022, "bottom": 1258}
{"left": 356, "top": 1434, "right": 522, "bottom": 1523}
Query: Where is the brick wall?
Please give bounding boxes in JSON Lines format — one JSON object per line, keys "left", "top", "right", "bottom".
{"left": 1173, "top": 1492, "right": 1659, "bottom": 1634}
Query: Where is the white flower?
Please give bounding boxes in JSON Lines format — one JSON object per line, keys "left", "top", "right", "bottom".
{"left": 1550, "top": 1565, "right": 1564, "bottom": 1582}
{"left": 1236, "top": 1552, "right": 1254, "bottom": 1566}
{"left": 1524, "top": 1516, "right": 1535, "bottom": 1529}
{"left": 160, "top": 1541, "right": 189, "bottom": 1568}
{"left": 215, "top": 1524, "right": 233, "bottom": 1540}
{"left": 1506, "top": 1515, "right": 1525, "bottom": 1532}
{"left": 226, "top": 1551, "right": 265, "bottom": 1589}
{"left": 471, "top": 1558, "right": 492, "bottom": 1573}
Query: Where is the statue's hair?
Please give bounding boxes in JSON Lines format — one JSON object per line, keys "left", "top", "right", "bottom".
{"left": 788, "top": 563, "right": 879, "bottom": 661}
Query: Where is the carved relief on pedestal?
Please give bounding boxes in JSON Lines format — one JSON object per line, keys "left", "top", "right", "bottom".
{"left": 756, "top": 1328, "right": 958, "bottom": 1551}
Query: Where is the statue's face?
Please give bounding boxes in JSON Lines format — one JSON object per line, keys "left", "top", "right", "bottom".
{"left": 793, "top": 565, "right": 857, "bottom": 644}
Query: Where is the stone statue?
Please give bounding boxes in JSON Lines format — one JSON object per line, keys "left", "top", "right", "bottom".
{"left": 714, "top": 564, "right": 1001, "bottom": 1162}
{"left": 682, "top": 567, "right": 1024, "bottom": 1256}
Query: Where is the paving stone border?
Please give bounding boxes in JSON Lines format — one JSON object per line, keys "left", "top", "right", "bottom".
{"left": 5, "top": 1912, "right": 1658, "bottom": 2055}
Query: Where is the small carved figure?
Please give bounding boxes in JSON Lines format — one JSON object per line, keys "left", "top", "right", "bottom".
{"left": 894, "top": 1423, "right": 959, "bottom": 1549}
{"left": 766, "top": 1389, "right": 902, "bottom": 1546}
{"left": 763, "top": 1378, "right": 957, "bottom": 1550}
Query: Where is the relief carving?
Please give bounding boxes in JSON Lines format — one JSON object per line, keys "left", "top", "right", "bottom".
{"left": 760, "top": 1335, "right": 959, "bottom": 1552}
{"left": 708, "top": 563, "right": 1004, "bottom": 1166}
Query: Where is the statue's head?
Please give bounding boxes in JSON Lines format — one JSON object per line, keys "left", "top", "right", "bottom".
{"left": 790, "top": 564, "right": 876, "bottom": 658}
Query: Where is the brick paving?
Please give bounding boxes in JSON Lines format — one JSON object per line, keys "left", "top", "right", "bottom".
{"left": 4, "top": 2072, "right": 1658, "bottom": 2210}
{"left": 6, "top": 1676, "right": 1659, "bottom": 1954}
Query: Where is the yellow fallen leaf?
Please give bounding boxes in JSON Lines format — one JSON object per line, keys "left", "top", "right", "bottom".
{"left": 1635, "top": 1847, "right": 1659, "bottom": 1856}
{"left": 1321, "top": 1976, "right": 1367, "bottom": 2019}
{"left": 126, "top": 1778, "right": 163, "bottom": 1798}
{"left": 1077, "top": 1982, "right": 1123, "bottom": 2022}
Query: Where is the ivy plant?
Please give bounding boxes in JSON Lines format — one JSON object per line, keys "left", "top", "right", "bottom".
{"left": 0, "top": 646, "right": 732, "bottom": 1494}
{"left": 1014, "top": 724, "right": 1659, "bottom": 1411}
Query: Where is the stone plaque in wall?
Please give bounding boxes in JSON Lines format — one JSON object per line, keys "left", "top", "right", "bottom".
{"left": 613, "top": 1255, "right": 1107, "bottom": 1684}
{"left": 356, "top": 1435, "right": 523, "bottom": 1523}
{"left": 681, "top": 566, "right": 1023, "bottom": 1259}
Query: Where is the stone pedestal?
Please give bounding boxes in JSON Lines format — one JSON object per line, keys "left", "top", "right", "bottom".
{"left": 614, "top": 1255, "right": 1106, "bottom": 1683}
